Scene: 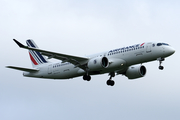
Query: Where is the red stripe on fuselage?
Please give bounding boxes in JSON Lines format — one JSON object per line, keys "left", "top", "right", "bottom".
{"left": 140, "top": 43, "right": 145, "bottom": 46}
{"left": 29, "top": 52, "right": 38, "bottom": 65}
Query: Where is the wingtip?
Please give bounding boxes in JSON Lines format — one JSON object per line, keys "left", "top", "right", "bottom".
{"left": 6, "top": 66, "right": 14, "bottom": 69}
{"left": 13, "top": 39, "right": 25, "bottom": 48}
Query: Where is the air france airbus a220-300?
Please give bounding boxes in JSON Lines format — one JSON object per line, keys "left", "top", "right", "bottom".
{"left": 7, "top": 39, "right": 175, "bottom": 86}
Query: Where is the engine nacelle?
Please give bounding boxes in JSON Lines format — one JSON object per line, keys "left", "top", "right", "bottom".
{"left": 125, "top": 65, "right": 146, "bottom": 79}
{"left": 87, "top": 57, "right": 109, "bottom": 71}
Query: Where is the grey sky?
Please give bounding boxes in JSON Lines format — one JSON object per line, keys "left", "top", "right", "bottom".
{"left": 1, "top": 0, "right": 180, "bottom": 120}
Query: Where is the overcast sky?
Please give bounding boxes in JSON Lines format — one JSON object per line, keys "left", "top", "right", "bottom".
{"left": 1, "top": 0, "right": 180, "bottom": 120}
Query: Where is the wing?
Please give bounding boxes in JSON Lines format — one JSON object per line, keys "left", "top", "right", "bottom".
{"left": 6, "top": 66, "right": 39, "bottom": 72}
{"left": 13, "top": 39, "right": 89, "bottom": 69}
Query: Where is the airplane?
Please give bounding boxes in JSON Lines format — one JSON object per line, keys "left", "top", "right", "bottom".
{"left": 6, "top": 39, "right": 175, "bottom": 86}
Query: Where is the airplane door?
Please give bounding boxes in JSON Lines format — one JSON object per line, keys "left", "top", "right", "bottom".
{"left": 146, "top": 43, "right": 152, "bottom": 53}
{"left": 48, "top": 64, "right": 52, "bottom": 74}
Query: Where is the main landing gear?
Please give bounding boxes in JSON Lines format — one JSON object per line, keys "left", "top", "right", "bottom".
{"left": 158, "top": 57, "right": 165, "bottom": 70}
{"left": 106, "top": 72, "right": 115, "bottom": 86}
{"left": 83, "top": 68, "right": 91, "bottom": 81}
{"left": 83, "top": 74, "right": 91, "bottom": 81}
{"left": 83, "top": 72, "right": 116, "bottom": 86}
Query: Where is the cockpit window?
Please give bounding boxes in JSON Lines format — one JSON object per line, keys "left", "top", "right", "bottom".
{"left": 162, "top": 43, "right": 169, "bottom": 46}
{"left": 157, "top": 43, "right": 169, "bottom": 46}
{"left": 157, "top": 43, "right": 162, "bottom": 46}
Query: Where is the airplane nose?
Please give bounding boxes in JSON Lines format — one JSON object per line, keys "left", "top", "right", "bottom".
{"left": 170, "top": 47, "right": 175, "bottom": 54}
{"left": 166, "top": 47, "right": 175, "bottom": 55}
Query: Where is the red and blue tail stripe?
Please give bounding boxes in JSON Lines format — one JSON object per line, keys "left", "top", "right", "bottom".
{"left": 29, "top": 52, "right": 38, "bottom": 65}
{"left": 26, "top": 39, "right": 48, "bottom": 66}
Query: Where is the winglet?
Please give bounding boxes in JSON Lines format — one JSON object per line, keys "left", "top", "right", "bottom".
{"left": 13, "top": 39, "right": 26, "bottom": 48}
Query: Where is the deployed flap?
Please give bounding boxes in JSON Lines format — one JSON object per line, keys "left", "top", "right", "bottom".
{"left": 13, "top": 39, "right": 89, "bottom": 68}
{"left": 6, "top": 66, "right": 39, "bottom": 72}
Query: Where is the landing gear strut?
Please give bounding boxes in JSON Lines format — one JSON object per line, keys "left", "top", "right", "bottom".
{"left": 158, "top": 58, "right": 164, "bottom": 70}
{"left": 83, "top": 67, "right": 91, "bottom": 81}
{"left": 106, "top": 72, "right": 115, "bottom": 86}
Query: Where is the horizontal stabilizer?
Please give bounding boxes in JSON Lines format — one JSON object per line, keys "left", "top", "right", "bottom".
{"left": 6, "top": 66, "right": 39, "bottom": 72}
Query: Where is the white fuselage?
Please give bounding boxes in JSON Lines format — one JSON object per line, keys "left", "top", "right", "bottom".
{"left": 23, "top": 42, "right": 175, "bottom": 79}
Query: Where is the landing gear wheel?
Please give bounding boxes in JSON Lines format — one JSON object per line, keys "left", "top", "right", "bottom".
{"left": 106, "top": 72, "right": 115, "bottom": 86}
{"left": 159, "top": 66, "right": 164, "bottom": 70}
{"left": 86, "top": 75, "right": 91, "bottom": 81}
{"left": 83, "top": 75, "right": 91, "bottom": 81}
{"left": 106, "top": 80, "right": 115, "bottom": 86}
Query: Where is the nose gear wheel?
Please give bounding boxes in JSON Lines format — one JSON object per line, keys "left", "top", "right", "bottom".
{"left": 157, "top": 58, "right": 165, "bottom": 70}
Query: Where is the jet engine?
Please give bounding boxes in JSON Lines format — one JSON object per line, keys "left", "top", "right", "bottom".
{"left": 87, "top": 57, "right": 109, "bottom": 71}
{"left": 125, "top": 65, "right": 146, "bottom": 79}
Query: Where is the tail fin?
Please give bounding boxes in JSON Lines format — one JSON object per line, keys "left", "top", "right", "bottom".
{"left": 26, "top": 39, "right": 49, "bottom": 67}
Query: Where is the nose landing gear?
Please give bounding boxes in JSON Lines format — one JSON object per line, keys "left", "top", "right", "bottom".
{"left": 157, "top": 58, "right": 165, "bottom": 70}
{"left": 159, "top": 63, "right": 164, "bottom": 70}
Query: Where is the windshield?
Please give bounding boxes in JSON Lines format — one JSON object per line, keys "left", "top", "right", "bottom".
{"left": 157, "top": 43, "right": 162, "bottom": 46}
{"left": 157, "top": 43, "right": 169, "bottom": 46}
{"left": 162, "top": 43, "right": 169, "bottom": 46}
